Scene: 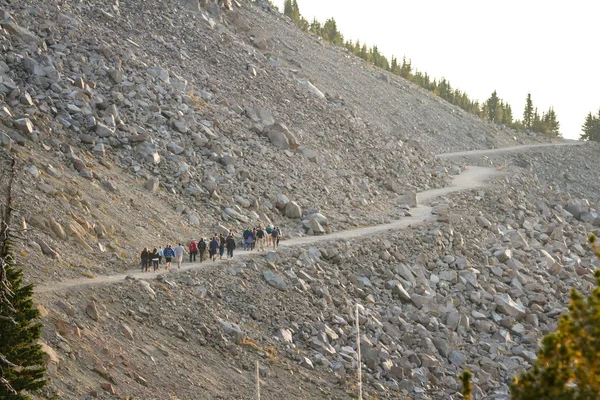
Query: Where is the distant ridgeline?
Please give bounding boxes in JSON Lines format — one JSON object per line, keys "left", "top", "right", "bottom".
{"left": 281, "top": 0, "right": 561, "bottom": 137}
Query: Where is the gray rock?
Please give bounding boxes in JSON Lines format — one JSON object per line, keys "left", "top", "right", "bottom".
{"left": 0, "top": 132, "right": 13, "bottom": 151}
{"left": 285, "top": 201, "right": 302, "bottom": 219}
{"left": 38, "top": 183, "right": 56, "bottom": 195}
{"left": 298, "top": 146, "right": 319, "bottom": 163}
{"left": 448, "top": 350, "right": 466, "bottom": 367}
{"left": 224, "top": 208, "right": 249, "bottom": 223}
{"left": 96, "top": 123, "right": 115, "bottom": 137}
{"left": 399, "top": 191, "right": 418, "bottom": 208}
{"left": 145, "top": 177, "right": 160, "bottom": 193}
{"left": 8, "top": 131, "right": 26, "bottom": 146}
{"left": 86, "top": 301, "right": 99, "bottom": 321}
{"left": 263, "top": 269, "right": 288, "bottom": 291}
{"left": 494, "top": 248, "right": 512, "bottom": 263}
{"left": 147, "top": 66, "right": 170, "bottom": 84}
{"left": 267, "top": 124, "right": 290, "bottom": 150}
{"left": 93, "top": 143, "right": 106, "bottom": 157}
{"left": 476, "top": 216, "right": 492, "bottom": 228}
{"left": 167, "top": 142, "right": 185, "bottom": 155}
{"left": 219, "top": 320, "right": 245, "bottom": 341}
{"left": 494, "top": 293, "right": 526, "bottom": 319}
{"left": 278, "top": 328, "right": 294, "bottom": 344}
{"left": 391, "top": 282, "right": 412, "bottom": 302}
{"left": 0, "top": 17, "right": 40, "bottom": 43}
{"left": 37, "top": 239, "right": 59, "bottom": 259}
{"left": 15, "top": 118, "right": 33, "bottom": 134}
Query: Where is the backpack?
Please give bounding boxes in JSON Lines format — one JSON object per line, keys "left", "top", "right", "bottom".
{"left": 266, "top": 227, "right": 273, "bottom": 234}
{"left": 198, "top": 241, "right": 207, "bottom": 251}
{"left": 189, "top": 241, "right": 197, "bottom": 252}
{"left": 256, "top": 229, "right": 264, "bottom": 239}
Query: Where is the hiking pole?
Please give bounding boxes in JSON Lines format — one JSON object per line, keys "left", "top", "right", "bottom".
{"left": 356, "top": 304, "right": 363, "bottom": 400}
{"left": 256, "top": 360, "right": 260, "bottom": 400}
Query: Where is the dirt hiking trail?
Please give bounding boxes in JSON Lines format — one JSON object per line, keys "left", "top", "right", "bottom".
{"left": 36, "top": 141, "right": 582, "bottom": 294}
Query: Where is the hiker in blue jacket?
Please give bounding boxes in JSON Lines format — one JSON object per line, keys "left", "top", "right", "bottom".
{"left": 209, "top": 236, "right": 219, "bottom": 262}
{"left": 163, "top": 244, "right": 175, "bottom": 270}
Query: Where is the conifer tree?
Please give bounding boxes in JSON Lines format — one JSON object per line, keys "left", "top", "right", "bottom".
{"left": 399, "top": 56, "right": 412, "bottom": 78}
{"left": 0, "top": 158, "right": 47, "bottom": 399}
{"left": 580, "top": 109, "right": 600, "bottom": 142}
{"left": 487, "top": 90, "right": 500, "bottom": 122}
{"left": 523, "top": 93, "right": 534, "bottom": 130}
{"left": 510, "top": 234, "right": 600, "bottom": 399}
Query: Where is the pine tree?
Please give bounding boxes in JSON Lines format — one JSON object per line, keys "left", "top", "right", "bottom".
{"left": 400, "top": 56, "right": 412, "bottom": 78}
{"left": 297, "top": 16, "right": 309, "bottom": 32}
{"left": 283, "top": 0, "right": 300, "bottom": 23}
{"left": 523, "top": 93, "right": 534, "bottom": 130}
{"left": 510, "top": 234, "right": 600, "bottom": 399}
{"left": 309, "top": 18, "right": 321, "bottom": 35}
{"left": 486, "top": 90, "right": 500, "bottom": 122}
{"left": 502, "top": 104, "right": 513, "bottom": 125}
{"left": 0, "top": 156, "right": 47, "bottom": 398}
{"left": 0, "top": 237, "right": 47, "bottom": 399}
{"left": 544, "top": 107, "right": 560, "bottom": 136}
{"left": 580, "top": 110, "right": 600, "bottom": 142}
{"left": 322, "top": 18, "right": 342, "bottom": 45}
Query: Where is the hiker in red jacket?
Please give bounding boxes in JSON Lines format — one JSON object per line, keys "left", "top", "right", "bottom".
{"left": 189, "top": 239, "right": 198, "bottom": 262}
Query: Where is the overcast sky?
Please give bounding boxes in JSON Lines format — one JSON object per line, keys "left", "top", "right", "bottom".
{"left": 273, "top": 0, "right": 599, "bottom": 140}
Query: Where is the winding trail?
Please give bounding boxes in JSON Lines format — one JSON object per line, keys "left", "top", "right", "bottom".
{"left": 35, "top": 140, "right": 583, "bottom": 294}
{"left": 436, "top": 139, "right": 583, "bottom": 159}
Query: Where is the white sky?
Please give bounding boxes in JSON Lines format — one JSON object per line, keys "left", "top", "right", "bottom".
{"left": 274, "top": 0, "right": 600, "bottom": 140}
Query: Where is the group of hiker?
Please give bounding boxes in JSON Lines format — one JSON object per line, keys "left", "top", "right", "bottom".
{"left": 241, "top": 225, "right": 281, "bottom": 251}
{"left": 139, "top": 226, "right": 282, "bottom": 272}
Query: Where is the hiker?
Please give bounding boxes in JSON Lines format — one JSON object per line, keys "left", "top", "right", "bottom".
{"left": 198, "top": 238, "right": 207, "bottom": 262}
{"left": 163, "top": 244, "right": 175, "bottom": 270}
{"left": 209, "top": 236, "right": 219, "bottom": 261}
{"left": 189, "top": 239, "right": 198, "bottom": 262}
{"left": 256, "top": 226, "right": 265, "bottom": 252}
{"left": 226, "top": 234, "right": 236, "bottom": 258}
{"left": 219, "top": 234, "right": 226, "bottom": 260}
{"left": 141, "top": 247, "right": 150, "bottom": 272}
{"left": 243, "top": 228, "right": 251, "bottom": 243}
{"left": 158, "top": 246, "right": 164, "bottom": 266}
{"left": 265, "top": 225, "right": 273, "bottom": 247}
{"left": 251, "top": 228, "right": 257, "bottom": 251}
{"left": 174, "top": 243, "right": 185, "bottom": 268}
{"left": 244, "top": 229, "right": 254, "bottom": 251}
{"left": 271, "top": 226, "right": 280, "bottom": 249}
{"left": 151, "top": 248, "right": 160, "bottom": 272}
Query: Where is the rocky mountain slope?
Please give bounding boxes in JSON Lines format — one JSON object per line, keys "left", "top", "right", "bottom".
{"left": 1, "top": 0, "right": 599, "bottom": 399}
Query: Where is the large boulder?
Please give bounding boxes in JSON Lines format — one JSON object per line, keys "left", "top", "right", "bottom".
{"left": 494, "top": 293, "right": 526, "bottom": 320}
{"left": 263, "top": 270, "right": 288, "bottom": 291}
{"left": 0, "top": 13, "right": 40, "bottom": 44}
{"left": 285, "top": 201, "right": 302, "bottom": 219}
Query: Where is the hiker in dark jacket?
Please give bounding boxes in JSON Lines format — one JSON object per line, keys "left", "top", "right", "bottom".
{"left": 150, "top": 248, "right": 160, "bottom": 272}
{"left": 256, "top": 227, "right": 265, "bottom": 252}
{"left": 219, "top": 234, "right": 226, "bottom": 260}
{"left": 209, "top": 236, "right": 219, "bottom": 261}
{"left": 271, "top": 227, "right": 280, "bottom": 249}
{"left": 141, "top": 247, "right": 150, "bottom": 272}
{"left": 198, "top": 238, "right": 207, "bottom": 262}
{"left": 226, "top": 234, "right": 236, "bottom": 258}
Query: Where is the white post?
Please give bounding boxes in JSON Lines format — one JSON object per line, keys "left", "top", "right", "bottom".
{"left": 256, "top": 360, "right": 260, "bottom": 400}
{"left": 356, "top": 304, "right": 363, "bottom": 400}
